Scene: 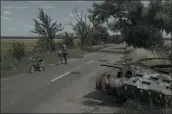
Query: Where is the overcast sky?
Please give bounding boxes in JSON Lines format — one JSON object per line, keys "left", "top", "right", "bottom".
{"left": 1, "top": 1, "right": 99, "bottom": 36}
{"left": 1, "top": 0, "right": 171, "bottom": 37}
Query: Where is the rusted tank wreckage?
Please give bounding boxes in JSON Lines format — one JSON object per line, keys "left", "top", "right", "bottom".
{"left": 96, "top": 58, "right": 172, "bottom": 107}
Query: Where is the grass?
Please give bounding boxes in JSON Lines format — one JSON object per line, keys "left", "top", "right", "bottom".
{"left": 1, "top": 38, "right": 109, "bottom": 78}
{"left": 118, "top": 99, "right": 171, "bottom": 114}
{"left": 123, "top": 47, "right": 170, "bottom": 66}
{"left": 1, "top": 39, "right": 64, "bottom": 52}
{"left": 0, "top": 39, "right": 87, "bottom": 78}
{"left": 1, "top": 48, "right": 86, "bottom": 78}
{"left": 1, "top": 38, "right": 113, "bottom": 78}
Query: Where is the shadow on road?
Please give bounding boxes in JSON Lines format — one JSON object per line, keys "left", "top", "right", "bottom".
{"left": 82, "top": 90, "right": 124, "bottom": 107}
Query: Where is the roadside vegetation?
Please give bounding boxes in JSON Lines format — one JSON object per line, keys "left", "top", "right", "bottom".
{"left": 0, "top": 0, "right": 172, "bottom": 113}
{"left": 1, "top": 7, "right": 118, "bottom": 78}
{"left": 1, "top": 1, "right": 171, "bottom": 76}
{"left": 87, "top": 0, "right": 172, "bottom": 113}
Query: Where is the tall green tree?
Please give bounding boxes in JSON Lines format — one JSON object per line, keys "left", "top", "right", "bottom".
{"left": 69, "top": 8, "right": 91, "bottom": 47}
{"left": 63, "top": 32, "right": 75, "bottom": 48}
{"left": 31, "top": 8, "right": 64, "bottom": 51}
{"left": 89, "top": 24, "right": 110, "bottom": 45}
{"left": 88, "top": 0, "right": 168, "bottom": 48}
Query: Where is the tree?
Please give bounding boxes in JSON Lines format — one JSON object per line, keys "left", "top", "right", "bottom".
{"left": 88, "top": 0, "right": 166, "bottom": 48}
{"left": 69, "top": 8, "right": 91, "bottom": 47}
{"left": 31, "top": 8, "right": 64, "bottom": 52}
{"left": 89, "top": 24, "right": 110, "bottom": 45}
{"left": 63, "top": 32, "right": 75, "bottom": 48}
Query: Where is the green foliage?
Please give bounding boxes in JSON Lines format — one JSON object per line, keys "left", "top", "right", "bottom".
{"left": 89, "top": 25, "right": 110, "bottom": 45}
{"left": 31, "top": 8, "right": 63, "bottom": 51}
{"left": 8, "top": 41, "right": 26, "bottom": 60}
{"left": 70, "top": 8, "right": 91, "bottom": 47}
{"left": 88, "top": 0, "right": 170, "bottom": 48}
{"left": 63, "top": 32, "right": 75, "bottom": 48}
{"left": 126, "top": 25, "right": 164, "bottom": 48}
{"left": 1, "top": 55, "right": 18, "bottom": 70}
{"left": 108, "top": 35, "right": 123, "bottom": 44}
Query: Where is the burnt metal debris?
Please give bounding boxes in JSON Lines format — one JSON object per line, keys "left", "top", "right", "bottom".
{"left": 96, "top": 57, "right": 172, "bottom": 107}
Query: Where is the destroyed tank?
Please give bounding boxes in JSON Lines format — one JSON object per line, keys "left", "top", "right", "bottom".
{"left": 96, "top": 58, "right": 172, "bottom": 107}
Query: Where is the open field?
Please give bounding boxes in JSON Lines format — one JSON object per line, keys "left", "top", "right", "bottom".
{"left": 0, "top": 38, "right": 81, "bottom": 78}
{"left": 1, "top": 39, "right": 64, "bottom": 52}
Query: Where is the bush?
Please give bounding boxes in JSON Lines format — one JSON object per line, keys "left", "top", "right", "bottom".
{"left": 118, "top": 99, "right": 171, "bottom": 114}
{"left": 62, "top": 32, "right": 75, "bottom": 48}
{"left": 34, "top": 39, "right": 55, "bottom": 52}
{"left": 63, "top": 37, "right": 75, "bottom": 48}
{"left": 75, "top": 39, "right": 81, "bottom": 48}
{"left": 8, "top": 41, "right": 26, "bottom": 60}
{"left": 124, "top": 48, "right": 170, "bottom": 66}
{"left": 126, "top": 25, "right": 164, "bottom": 49}
{"left": 1, "top": 56, "right": 18, "bottom": 70}
{"left": 108, "top": 35, "right": 123, "bottom": 44}
{"left": 152, "top": 42, "right": 172, "bottom": 58}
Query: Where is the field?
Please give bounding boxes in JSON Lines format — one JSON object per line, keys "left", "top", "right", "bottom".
{"left": 1, "top": 39, "right": 64, "bottom": 52}
{"left": 0, "top": 38, "right": 83, "bottom": 78}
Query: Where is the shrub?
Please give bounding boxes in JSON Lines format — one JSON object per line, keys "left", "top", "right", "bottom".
{"left": 126, "top": 25, "right": 164, "bottom": 49}
{"left": 63, "top": 37, "right": 75, "bottom": 48}
{"left": 62, "top": 32, "right": 75, "bottom": 48}
{"left": 75, "top": 39, "right": 81, "bottom": 48}
{"left": 108, "top": 35, "right": 123, "bottom": 44}
{"left": 124, "top": 48, "right": 170, "bottom": 66}
{"left": 1, "top": 56, "right": 18, "bottom": 70}
{"left": 8, "top": 41, "right": 26, "bottom": 60}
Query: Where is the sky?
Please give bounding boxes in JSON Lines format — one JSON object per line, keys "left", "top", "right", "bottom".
{"left": 1, "top": 1, "right": 100, "bottom": 36}
{"left": 0, "top": 0, "right": 171, "bottom": 38}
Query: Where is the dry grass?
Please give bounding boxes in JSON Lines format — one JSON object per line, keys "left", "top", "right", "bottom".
{"left": 0, "top": 39, "right": 80, "bottom": 52}
{"left": 125, "top": 47, "right": 170, "bottom": 66}
{"left": 118, "top": 47, "right": 171, "bottom": 114}
{"left": 118, "top": 99, "right": 171, "bottom": 114}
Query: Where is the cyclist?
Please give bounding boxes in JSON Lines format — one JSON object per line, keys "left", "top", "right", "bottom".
{"left": 37, "top": 54, "right": 44, "bottom": 71}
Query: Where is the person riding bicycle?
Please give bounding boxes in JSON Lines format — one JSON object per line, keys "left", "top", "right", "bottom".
{"left": 62, "top": 45, "right": 68, "bottom": 64}
{"left": 37, "top": 54, "right": 44, "bottom": 70}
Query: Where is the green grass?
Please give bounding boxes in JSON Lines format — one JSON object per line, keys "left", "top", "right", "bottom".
{"left": 1, "top": 48, "right": 86, "bottom": 78}
{"left": 0, "top": 38, "right": 110, "bottom": 78}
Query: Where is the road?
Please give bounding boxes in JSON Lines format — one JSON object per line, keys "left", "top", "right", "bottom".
{"left": 1, "top": 45, "right": 124, "bottom": 113}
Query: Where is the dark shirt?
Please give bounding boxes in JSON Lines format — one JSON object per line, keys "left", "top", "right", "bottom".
{"left": 62, "top": 48, "right": 68, "bottom": 54}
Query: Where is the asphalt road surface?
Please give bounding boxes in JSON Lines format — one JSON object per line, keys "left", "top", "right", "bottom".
{"left": 1, "top": 45, "right": 124, "bottom": 113}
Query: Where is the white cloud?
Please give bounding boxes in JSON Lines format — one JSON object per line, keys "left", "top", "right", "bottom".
{"left": 2, "top": 6, "right": 29, "bottom": 9}
{"left": 1, "top": 16, "right": 12, "bottom": 21}
{"left": 3, "top": 10, "right": 11, "bottom": 15}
